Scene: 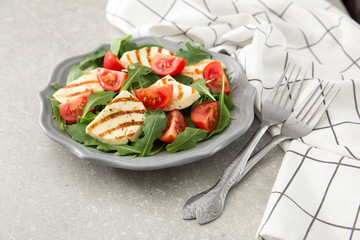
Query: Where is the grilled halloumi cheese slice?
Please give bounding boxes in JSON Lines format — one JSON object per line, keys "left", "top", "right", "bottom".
{"left": 85, "top": 90, "right": 146, "bottom": 146}
{"left": 119, "top": 47, "right": 175, "bottom": 68}
{"left": 181, "top": 59, "right": 226, "bottom": 82}
{"left": 151, "top": 75, "right": 200, "bottom": 111}
{"left": 53, "top": 69, "right": 104, "bottom": 104}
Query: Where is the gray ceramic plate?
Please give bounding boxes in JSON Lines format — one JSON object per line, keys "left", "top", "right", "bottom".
{"left": 39, "top": 37, "right": 256, "bottom": 170}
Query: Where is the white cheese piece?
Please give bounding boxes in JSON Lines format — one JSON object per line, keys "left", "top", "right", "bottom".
{"left": 119, "top": 47, "right": 174, "bottom": 68}
{"left": 53, "top": 69, "right": 104, "bottom": 104}
{"left": 181, "top": 59, "right": 226, "bottom": 82}
{"left": 151, "top": 75, "right": 200, "bottom": 111}
{"left": 85, "top": 90, "right": 146, "bottom": 146}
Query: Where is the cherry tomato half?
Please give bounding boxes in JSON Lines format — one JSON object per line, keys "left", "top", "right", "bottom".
{"left": 134, "top": 84, "right": 173, "bottom": 110}
{"left": 159, "top": 109, "right": 187, "bottom": 144}
{"left": 150, "top": 53, "right": 187, "bottom": 76}
{"left": 97, "top": 67, "right": 128, "bottom": 92}
{"left": 103, "top": 50, "right": 124, "bottom": 71}
{"left": 60, "top": 92, "right": 92, "bottom": 123}
{"left": 190, "top": 101, "right": 219, "bottom": 133}
{"left": 203, "top": 61, "right": 230, "bottom": 94}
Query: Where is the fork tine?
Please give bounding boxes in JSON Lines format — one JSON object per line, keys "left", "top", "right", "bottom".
{"left": 282, "top": 68, "right": 306, "bottom": 109}
{"left": 298, "top": 81, "right": 329, "bottom": 120}
{"left": 273, "top": 65, "right": 295, "bottom": 105}
{"left": 293, "top": 80, "right": 325, "bottom": 119}
{"left": 267, "top": 64, "right": 291, "bottom": 103}
{"left": 307, "top": 85, "right": 340, "bottom": 126}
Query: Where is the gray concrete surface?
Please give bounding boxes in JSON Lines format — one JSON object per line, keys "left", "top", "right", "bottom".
{"left": 0, "top": 0, "right": 345, "bottom": 239}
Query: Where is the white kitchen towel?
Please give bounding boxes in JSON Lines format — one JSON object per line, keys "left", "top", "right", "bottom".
{"left": 106, "top": 0, "right": 360, "bottom": 239}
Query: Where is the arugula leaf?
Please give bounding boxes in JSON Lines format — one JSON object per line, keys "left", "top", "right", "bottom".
{"left": 121, "top": 63, "right": 153, "bottom": 91}
{"left": 78, "top": 47, "right": 107, "bottom": 68}
{"left": 78, "top": 112, "right": 97, "bottom": 124}
{"left": 110, "top": 35, "right": 137, "bottom": 57}
{"left": 66, "top": 65, "right": 86, "bottom": 84}
{"left": 66, "top": 122, "right": 141, "bottom": 156}
{"left": 166, "top": 127, "right": 208, "bottom": 153}
{"left": 49, "top": 97, "right": 66, "bottom": 131}
{"left": 176, "top": 41, "right": 211, "bottom": 65}
{"left": 66, "top": 47, "right": 107, "bottom": 84}
{"left": 134, "top": 109, "right": 167, "bottom": 157}
{"left": 97, "top": 143, "right": 140, "bottom": 156}
{"left": 132, "top": 72, "right": 159, "bottom": 89}
{"left": 173, "top": 74, "right": 194, "bottom": 86}
{"left": 66, "top": 122, "right": 102, "bottom": 146}
{"left": 209, "top": 88, "right": 236, "bottom": 110}
{"left": 208, "top": 75, "right": 231, "bottom": 137}
{"left": 190, "top": 79, "right": 216, "bottom": 101}
{"left": 51, "top": 83, "right": 63, "bottom": 90}
{"left": 79, "top": 91, "right": 115, "bottom": 123}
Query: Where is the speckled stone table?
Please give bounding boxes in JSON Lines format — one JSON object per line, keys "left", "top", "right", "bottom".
{"left": 0, "top": 0, "right": 346, "bottom": 239}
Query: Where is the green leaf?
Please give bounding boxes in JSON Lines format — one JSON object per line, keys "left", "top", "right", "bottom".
{"left": 132, "top": 72, "right": 159, "bottom": 89}
{"left": 66, "top": 47, "right": 108, "bottom": 84}
{"left": 66, "top": 65, "right": 85, "bottom": 84}
{"left": 176, "top": 41, "right": 211, "bottom": 65}
{"left": 208, "top": 75, "right": 231, "bottom": 137}
{"left": 190, "top": 79, "right": 216, "bottom": 101}
{"left": 65, "top": 122, "right": 101, "bottom": 146}
{"left": 51, "top": 83, "right": 63, "bottom": 90}
{"left": 121, "top": 63, "right": 153, "bottom": 91}
{"left": 134, "top": 109, "right": 167, "bottom": 157}
{"left": 79, "top": 112, "right": 98, "bottom": 124}
{"left": 173, "top": 74, "right": 194, "bottom": 85}
{"left": 79, "top": 91, "right": 115, "bottom": 123}
{"left": 110, "top": 35, "right": 135, "bottom": 57}
{"left": 49, "top": 97, "right": 66, "bottom": 131}
{"left": 66, "top": 122, "right": 140, "bottom": 156}
{"left": 166, "top": 127, "right": 208, "bottom": 153}
{"left": 97, "top": 143, "right": 140, "bottom": 156}
{"left": 78, "top": 46, "right": 108, "bottom": 68}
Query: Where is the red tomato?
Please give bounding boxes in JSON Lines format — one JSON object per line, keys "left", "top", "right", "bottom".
{"left": 159, "top": 110, "right": 187, "bottom": 144}
{"left": 203, "top": 61, "right": 230, "bottom": 94}
{"left": 190, "top": 101, "right": 219, "bottom": 133}
{"left": 134, "top": 84, "right": 173, "bottom": 110}
{"left": 103, "top": 50, "right": 124, "bottom": 71}
{"left": 97, "top": 67, "right": 128, "bottom": 91}
{"left": 60, "top": 92, "right": 92, "bottom": 123}
{"left": 150, "top": 53, "right": 187, "bottom": 76}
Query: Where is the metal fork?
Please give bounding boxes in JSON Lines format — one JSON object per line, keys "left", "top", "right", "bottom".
{"left": 182, "top": 64, "right": 306, "bottom": 220}
{"left": 192, "top": 81, "right": 340, "bottom": 224}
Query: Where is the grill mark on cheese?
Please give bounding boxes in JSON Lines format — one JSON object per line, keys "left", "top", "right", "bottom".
{"left": 135, "top": 50, "right": 142, "bottom": 65}
{"left": 63, "top": 80, "right": 99, "bottom": 89}
{"left": 99, "top": 120, "right": 144, "bottom": 137}
{"left": 146, "top": 48, "right": 152, "bottom": 64}
{"left": 108, "top": 97, "right": 141, "bottom": 105}
{"left": 191, "top": 88, "right": 196, "bottom": 94}
{"left": 177, "top": 84, "right": 183, "bottom": 100}
{"left": 126, "top": 54, "right": 132, "bottom": 64}
{"left": 158, "top": 48, "right": 162, "bottom": 53}
{"left": 126, "top": 133, "right": 136, "bottom": 138}
{"left": 195, "top": 69, "right": 202, "bottom": 74}
{"left": 87, "top": 110, "right": 146, "bottom": 131}
{"left": 115, "top": 135, "right": 125, "bottom": 140}
{"left": 64, "top": 90, "right": 91, "bottom": 98}
{"left": 161, "top": 77, "right": 168, "bottom": 84}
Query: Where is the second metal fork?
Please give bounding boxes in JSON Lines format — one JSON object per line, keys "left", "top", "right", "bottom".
{"left": 182, "top": 64, "right": 305, "bottom": 221}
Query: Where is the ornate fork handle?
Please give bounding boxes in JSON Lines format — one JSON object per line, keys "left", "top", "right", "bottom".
{"left": 195, "top": 123, "right": 270, "bottom": 224}
{"left": 195, "top": 133, "right": 289, "bottom": 224}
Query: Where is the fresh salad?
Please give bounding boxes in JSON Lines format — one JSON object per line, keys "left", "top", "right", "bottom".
{"left": 49, "top": 36, "right": 236, "bottom": 157}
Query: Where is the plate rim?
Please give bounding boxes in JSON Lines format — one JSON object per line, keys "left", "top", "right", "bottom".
{"left": 38, "top": 37, "right": 256, "bottom": 170}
